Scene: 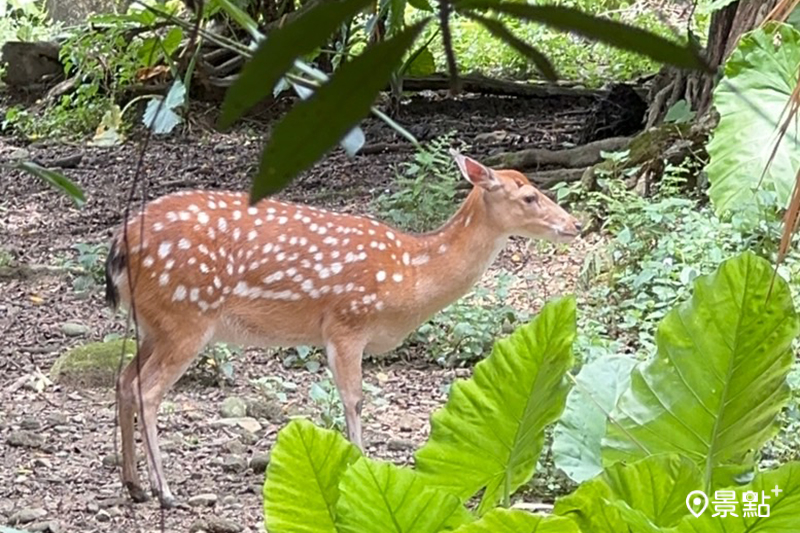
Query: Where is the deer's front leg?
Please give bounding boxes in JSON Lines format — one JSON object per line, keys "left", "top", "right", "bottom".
{"left": 325, "top": 337, "right": 365, "bottom": 450}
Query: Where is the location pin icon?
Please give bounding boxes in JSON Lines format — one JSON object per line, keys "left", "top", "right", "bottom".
{"left": 686, "top": 490, "right": 709, "bottom": 518}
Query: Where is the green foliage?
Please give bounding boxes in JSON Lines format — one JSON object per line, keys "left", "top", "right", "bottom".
{"left": 421, "top": 4, "right": 686, "bottom": 86}
{"left": 706, "top": 23, "right": 800, "bottom": 216}
{"left": 142, "top": 79, "right": 186, "bottom": 134}
{"left": 410, "top": 273, "right": 527, "bottom": 366}
{"left": 555, "top": 454, "right": 703, "bottom": 532}
{"left": 310, "top": 370, "right": 347, "bottom": 431}
{"left": 415, "top": 296, "right": 575, "bottom": 514}
{"left": 262, "top": 255, "right": 798, "bottom": 531}
{"left": 200, "top": 342, "right": 242, "bottom": 383}
{"left": 674, "top": 461, "right": 800, "bottom": 532}
{"left": 263, "top": 419, "right": 362, "bottom": 533}
{"left": 251, "top": 20, "right": 428, "bottom": 201}
{"left": 3, "top": 3, "right": 186, "bottom": 139}
{"left": 562, "top": 155, "right": 783, "bottom": 362}
{"left": 282, "top": 344, "right": 324, "bottom": 373}
{"left": 336, "top": 458, "right": 472, "bottom": 533}
{"left": 0, "top": 0, "right": 59, "bottom": 51}
{"left": 603, "top": 251, "right": 799, "bottom": 489}
{"left": 552, "top": 354, "right": 637, "bottom": 483}
{"left": 372, "top": 134, "right": 460, "bottom": 233}
{"left": 451, "top": 509, "right": 578, "bottom": 533}
{"left": 218, "top": 0, "right": 374, "bottom": 129}
{"left": 11, "top": 161, "right": 86, "bottom": 208}
{"left": 251, "top": 375, "right": 297, "bottom": 403}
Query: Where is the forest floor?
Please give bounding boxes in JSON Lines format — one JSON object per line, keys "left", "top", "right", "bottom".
{"left": 0, "top": 90, "right": 609, "bottom": 533}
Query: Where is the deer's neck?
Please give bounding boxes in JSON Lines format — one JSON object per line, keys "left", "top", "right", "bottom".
{"left": 407, "top": 190, "right": 508, "bottom": 316}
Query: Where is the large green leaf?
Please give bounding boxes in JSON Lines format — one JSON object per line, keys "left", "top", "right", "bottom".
{"left": 218, "top": 0, "right": 373, "bottom": 129}
{"left": 335, "top": 457, "right": 473, "bottom": 532}
{"left": 263, "top": 418, "right": 362, "bottom": 533}
{"left": 676, "top": 462, "right": 800, "bottom": 532}
{"left": 457, "top": 2, "right": 708, "bottom": 71}
{"left": 451, "top": 508, "right": 579, "bottom": 532}
{"left": 555, "top": 454, "right": 703, "bottom": 533}
{"left": 552, "top": 355, "right": 637, "bottom": 484}
{"left": 250, "top": 20, "right": 428, "bottom": 202}
{"left": 15, "top": 161, "right": 86, "bottom": 207}
{"left": 415, "top": 296, "right": 576, "bottom": 515}
{"left": 602, "top": 251, "right": 799, "bottom": 490}
{"left": 706, "top": 24, "right": 800, "bottom": 215}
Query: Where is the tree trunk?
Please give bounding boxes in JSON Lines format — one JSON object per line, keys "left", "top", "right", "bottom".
{"left": 645, "top": 0, "right": 777, "bottom": 127}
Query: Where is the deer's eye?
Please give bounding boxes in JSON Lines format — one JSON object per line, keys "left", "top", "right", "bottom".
{"left": 524, "top": 194, "right": 539, "bottom": 205}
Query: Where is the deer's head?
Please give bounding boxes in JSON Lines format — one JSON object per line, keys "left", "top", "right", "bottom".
{"left": 451, "top": 150, "right": 582, "bottom": 243}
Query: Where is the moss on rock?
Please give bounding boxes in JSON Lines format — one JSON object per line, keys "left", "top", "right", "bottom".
{"left": 50, "top": 338, "right": 136, "bottom": 388}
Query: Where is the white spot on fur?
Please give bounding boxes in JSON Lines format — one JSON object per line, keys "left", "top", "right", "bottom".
{"left": 402, "top": 252, "right": 410, "bottom": 265}
{"left": 218, "top": 218, "right": 228, "bottom": 232}
{"left": 412, "top": 254, "right": 430, "bottom": 266}
{"left": 159, "top": 273, "right": 169, "bottom": 286}
{"left": 392, "top": 273, "right": 403, "bottom": 282}
{"left": 143, "top": 256, "right": 155, "bottom": 267}
{"left": 264, "top": 271, "right": 285, "bottom": 284}
{"left": 178, "top": 238, "right": 191, "bottom": 250}
{"left": 173, "top": 285, "right": 187, "bottom": 301}
{"left": 158, "top": 242, "right": 172, "bottom": 259}
{"left": 376, "top": 271, "right": 386, "bottom": 282}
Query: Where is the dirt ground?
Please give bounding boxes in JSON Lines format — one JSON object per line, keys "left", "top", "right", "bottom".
{"left": 0, "top": 91, "right": 606, "bottom": 533}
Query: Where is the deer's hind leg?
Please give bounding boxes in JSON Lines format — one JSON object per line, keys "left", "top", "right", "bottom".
{"left": 121, "top": 322, "right": 213, "bottom": 508}
{"left": 117, "top": 336, "right": 155, "bottom": 503}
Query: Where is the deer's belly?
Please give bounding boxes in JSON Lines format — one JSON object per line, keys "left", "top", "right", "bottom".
{"left": 212, "top": 310, "right": 324, "bottom": 348}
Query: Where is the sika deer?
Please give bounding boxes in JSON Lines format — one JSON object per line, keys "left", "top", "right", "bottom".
{"left": 106, "top": 149, "right": 581, "bottom": 507}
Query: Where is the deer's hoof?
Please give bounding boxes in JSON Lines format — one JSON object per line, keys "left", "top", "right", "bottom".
{"left": 125, "top": 482, "right": 150, "bottom": 503}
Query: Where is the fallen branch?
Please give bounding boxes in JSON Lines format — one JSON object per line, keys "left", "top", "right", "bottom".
{"left": 526, "top": 168, "right": 586, "bottom": 188}
{"left": 401, "top": 74, "right": 604, "bottom": 99}
{"left": 483, "top": 136, "right": 632, "bottom": 170}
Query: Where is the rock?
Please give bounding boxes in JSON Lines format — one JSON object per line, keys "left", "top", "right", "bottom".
{"left": 221, "top": 455, "right": 248, "bottom": 473}
{"left": 49, "top": 338, "right": 136, "bottom": 388}
{"left": 223, "top": 439, "right": 246, "bottom": 455}
{"left": 45, "top": 413, "right": 69, "bottom": 426}
{"left": 220, "top": 397, "right": 247, "bottom": 419}
{"left": 95, "top": 510, "right": 111, "bottom": 522}
{"left": 189, "top": 517, "right": 243, "bottom": 533}
{"left": 387, "top": 439, "right": 415, "bottom": 451}
{"left": 8, "top": 507, "right": 47, "bottom": 524}
{"left": 97, "top": 497, "right": 126, "bottom": 509}
{"left": 60, "top": 322, "right": 89, "bottom": 337}
{"left": 86, "top": 502, "right": 99, "bottom": 513}
{"left": 32, "top": 458, "right": 52, "bottom": 469}
{"left": 29, "top": 520, "right": 61, "bottom": 532}
{"left": 20, "top": 417, "right": 42, "bottom": 430}
{"left": 4, "top": 147, "right": 31, "bottom": 161}
{"left": 102, "top": 453, "right": 122, "bottom": 467}
{"left": 209, "top": 417, "right": 262, "bottom": 434}
{"left": 249, "top": 452, "right": 270, "bottom": 473}
{"left": 188, "top": 493, "right": 218, "bottom": 507}
{"left": 245, "top": 398, "right": 282, "bottom": 421}
{"left": 7, "top": 430, "right": 45, "bottom": 448}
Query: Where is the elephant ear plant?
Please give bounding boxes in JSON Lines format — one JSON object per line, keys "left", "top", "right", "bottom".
{"left": 261, "top": 251, "right": 800, "bottom": 532}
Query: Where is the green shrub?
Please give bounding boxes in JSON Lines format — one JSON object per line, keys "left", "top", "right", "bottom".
{"left": 372, "top": 134, "right": 461, "bottom": 233}
{"left": 260, "top": 253, "right": 800, "bottom": 531}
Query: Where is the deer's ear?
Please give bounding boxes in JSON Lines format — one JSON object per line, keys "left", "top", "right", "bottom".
{"left": 450, "top": 149, "right": 500, "bottom": 191}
